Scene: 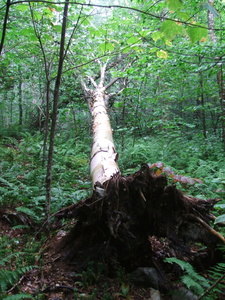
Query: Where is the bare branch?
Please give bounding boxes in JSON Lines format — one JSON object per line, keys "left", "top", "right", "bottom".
{"left": 87, "top": 76, "right": 97, "bottom": 88}
{"left": 81, "top": 80, "right": 92, "bottom": 112}
{"left": 99, "top": 62, "right": 107, "bottom": 88}
{"left": 104, "top": 77, "right": 120, "bottom": 91}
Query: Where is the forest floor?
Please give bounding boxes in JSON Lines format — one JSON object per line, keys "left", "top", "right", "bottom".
{"left": 1, "top": 218, "right": 171, "bottom": 300}
{"left": 1, "top": 138, "right": 225, "bottom": 300}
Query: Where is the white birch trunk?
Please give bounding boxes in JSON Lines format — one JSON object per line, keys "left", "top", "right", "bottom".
{"left": 90, "top": 87, "right": 120, "bottom": 188}
{"left": 81, "top": 61, "right": 121, "bottom": 189}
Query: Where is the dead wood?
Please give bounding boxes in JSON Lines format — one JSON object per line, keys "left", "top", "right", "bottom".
{"left": 55, "top": 163, "right": 222, "bottom": 291}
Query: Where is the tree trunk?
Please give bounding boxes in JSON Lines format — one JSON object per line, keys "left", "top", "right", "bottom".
{"left": 0, "top": 0, "right": 10, "bottom": 55}
{"left": 217, "top": 65, "right": 225, "bottom": 148}
{"left": 208, "top": 0, "right": 217, "bottom": 43}
{"left": 18, "top": 80, "right": 23, "bottom": 126}
{"left": 82, "top": 62, "right": 120, "bottom": 189}
{"left": 89, "top": 87, "right": 120, "bottom": 188}
{"left": 45, "top": 0, "right": 69, "bottom": 223}
{"left": 199, "top": 70, "right": 207, "bottom": 138}
{"left": 42, "top": 79, "right": 51, "bottom": 167}
{"left": 207, "top": 0, "right": 225, "bottom": 148}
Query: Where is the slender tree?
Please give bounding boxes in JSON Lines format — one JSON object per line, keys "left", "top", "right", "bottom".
{"left": 207, "top": 0, "right": 225, "bottom": 148}
{"left": 18, "top": 80, "right": 23, "bottom": 126}
{"left": 0, "top": 0, "right": 10, "bottom": 55}
{"left": 45, "top": 0, "right": 69, "bottom": 223}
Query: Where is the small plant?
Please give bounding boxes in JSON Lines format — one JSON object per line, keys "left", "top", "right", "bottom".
{"left": 102, "top": 283, "right": 113, "bottom": 300}
{"left": 214, "top": 203, "right": 225, "bottom": 224}
{"left": 76, "top": 261, "right": 104, "bottom": 288}
{"left": 114, "top": 283, "right": 130, "bottom": 299}
{"left": 165, "top": 257, "right": 210, "bottom": 296}
{"left": 116, "top": 267, "right": 130, "bottom": 285}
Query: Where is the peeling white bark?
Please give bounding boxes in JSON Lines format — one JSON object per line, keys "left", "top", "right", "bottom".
{"left": 81, "top": 59, "right": 134, "bottom": 189}
{"left": 90, "top": 87, "right": 120, "bottom": 187}
{"left": 208, "top": 0, "right": 217, "bottom": 43}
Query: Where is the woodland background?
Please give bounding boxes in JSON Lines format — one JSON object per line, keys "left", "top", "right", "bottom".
{"left": 1, "top": 0, "right": 225, "bottom": 299}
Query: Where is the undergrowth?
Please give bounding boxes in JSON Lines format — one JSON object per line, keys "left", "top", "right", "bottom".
{"left": 165, "top": 257, "right": 225, "bottom": 299}
{"left": 0, "top": 234, "right": 38, "bottom": 299}
{"left": 0, "top": 128, "right": 225, "bottom": 299}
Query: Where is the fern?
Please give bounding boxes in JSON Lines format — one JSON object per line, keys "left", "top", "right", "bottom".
{"left": 0, "top": 235, "right": 37, "bottom": 298}
{"left": 165, "top": 257, "right": 210, "bottom": 296}
{"left": 0, "top": 266, "right": 34, "bottom": 292}
{"left": 0, "top": 252, "right": 24, "bottom": 266}
{"left": 181, "top": 275, "right": 205, "bottom": 295}
{"left": 15, "top": 206, "right": 40, "bottom": 222}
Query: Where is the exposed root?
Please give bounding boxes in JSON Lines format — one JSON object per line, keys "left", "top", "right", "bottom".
{"left": 191, "top": 215, "right": 225, "bottom": 244}
{"left": 53, "top": 163, "right": 223, "bottom": 292}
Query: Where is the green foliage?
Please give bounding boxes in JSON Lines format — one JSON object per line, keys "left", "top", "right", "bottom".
{"left": 16, "top": 206, "right": 42, "bottom": 223}
{"left": 114, "top": 283, "right": 130, "bottom": 299}
{"left": 214, "top": 213, "right": 225, "bottom": 224}
{"left": 0, "top": 266, "right": 34, "bottom": 293}
{"left": 187, "top": 25, "right": 208, "bottom": 43}
{"left": 165, "top": 257, "right": 210, "bottom": 295}
{"left": 0, "top": 235, "right": 36, "bottom": 299}
{"left": 76, "top": 261, "right": 104, "bottom": 288}
{"left": 0, "top": 132, "right": 91, "bottom": 219}
{"left": 116, "top": 133, "right": 224, "bottom": 199}
{"left": 204, "top": 262, "right": 225, "bottom": 299}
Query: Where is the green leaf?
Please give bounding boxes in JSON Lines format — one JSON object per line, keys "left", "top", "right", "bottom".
{"left": 114, "top": 102, "right": 124, "bottom": 108}
{"left": 167, "top": 0, "right": 183, "bottom": 11}
{"left": 214, "top": 204, "right": 225, "bottom": 209}
{"left": 156, "top": 50, "right": 168, "bottom": 59}
{"left": 123, "top": 46, "right": 131, "bottom": 53}
{"left": 165, "top": 257, "right": 193, "bottom": 272}
{"left": 16, "top": 206, "right": 38, "bottom": 220}
{"left": 187, "top": 25, "right": 208, "bottom": 43}
{"left": 82, "top": 19, "right": 90, "bottom": 26}
{"left": 88, "top": 27, "right": 96, "bottom": 35}
{"left": 53, "top": 25, "right": 62, "bottom": 33}
{"left": 105, "top": 42, "right": 114, "bottom": 51}
{"left": 215, "top": 214, "right": 225, "bottom": 224}
{"left": 177, "top": 11, "right": 192, "bottom": 21}
{"left": 152, "top": 31, "right": 164, "bottom": 41}
{"left": 127, "top": 36, "right": 140, "bottom": 44}
{"left": 161, "top": 20, "right": 183, "bottom": 41}
{"left": 15, "top": 4, "right": 29, "bottom": 12}
{"left": 139, "top": 30, "right": 151, "bottom": 37}
{"left": 165, "top": 40, "right": 172, "bottom": 46}
{"left": 121, "top": 283, "right": 129, "bottom": 296}
{"left": 33, "top": 11, "right": 43, "bottom": 21}
{"left": 98, "top": 42, "right": 114, "bottom": 52}
{"left": 182, "top": 275, "right": 204, "bottom": 294}
{"left": 42, "top": 7, "right": 53, "bottom": 18}
{"left": 43, "top": 33, "right": 53, "bottom": 41}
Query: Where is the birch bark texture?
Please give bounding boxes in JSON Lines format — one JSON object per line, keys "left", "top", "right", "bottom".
{"left": 82, "top": 61, "right": 120, "bottom": 188}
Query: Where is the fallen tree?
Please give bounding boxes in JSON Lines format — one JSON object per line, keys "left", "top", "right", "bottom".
{"left": 54, "top": 60, "right": 224, "bottom": 295}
